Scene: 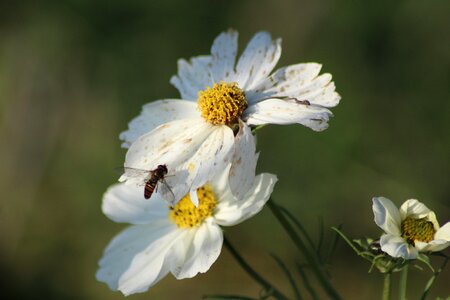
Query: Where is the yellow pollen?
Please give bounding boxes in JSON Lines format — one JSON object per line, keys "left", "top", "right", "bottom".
{"left": 168, "top": 185, "right": 217, "bottom": 228}
{"left": 197, "top": 82, "right": 247, "bottom": 125}
{"left": 401, "top": 217, "right": 436, "bottom": 245}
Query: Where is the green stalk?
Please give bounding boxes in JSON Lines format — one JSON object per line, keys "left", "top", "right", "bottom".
{"left": 223, "top": 237, "right": 289, "bottom": 300}
{"left": 267, "top": 198, "right": 342, "bottom": 300}
{"left": 420, "top": 256, "right": 449, "bottom": 300}
{"left": 382, "top": 273, "right": 391, "bottom": 300}
{"left": 398, "top": 265, "right": 408, "bottom": 300}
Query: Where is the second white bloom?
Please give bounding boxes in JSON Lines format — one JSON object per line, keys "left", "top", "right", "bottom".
{"left": 372, "top": 197, "right": 450, "bottom": 259}
{"left": 97, "top": 165, "right": 277, "bottom": 295}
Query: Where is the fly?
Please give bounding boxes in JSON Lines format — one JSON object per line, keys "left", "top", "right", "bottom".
{"left": 117, "top": 164, "right": 175, "bottom": 203}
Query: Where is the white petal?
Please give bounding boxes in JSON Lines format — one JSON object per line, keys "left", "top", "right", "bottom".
{"left": 414, "top": 241, "right": 428, "bottom": 251}
{"left": 183, "top": 125, "right": 235, "bottom": 196}
{"left": 372, "top": 197, "right": 401, "bottom": 236}
{"left": 415, "top": 240, "right": 450, "bottom": 252}
{"left": 426, "top": 211, "right": 440, "bottom": 231}
{"left": 244, "top": 98, "right": 333, "bottom": 131}
{"left": 102, "top": 183, "right": 170, "bottom": 224}
{"left": 435, "top": 222, "right": 450, "bottom": 240}
{"left": 210, "top": 29, "right": 238, "bottom": 82}
{"left": 214, "top": 173, "right": 277, "bottom": 226}
{"left": 189, "top": 189, "right": 199, "bottom": 207}
{"left": 426, "top": 240, "right": 450, "bottom": 252}
{"left": 380, "top": 234, "right": 418, "bottom": 259}
{"left": 96, "top": 222, "right": 177, "bottom": 293}
{"left": 247, "top": 63, "right": 321, "bottom": 101}
{"left": 123, "top": 119, "right": 234, "bottom": 204}
{"left": 119, "top": 100, "right": 200, "bottom": 148}
{"left": 236, "top": 32, "right": 282, "bottom": 90}
{"left": 117, "top": 227, "right": 187, "bottom": 295}
{"left": 122, "top": 118, "right": 209, "bottom": 182}
{"left": 166, "top": 229, "right": 195, "bottom": 271}
{"left": 228, "top": 121, "right": 258, "bottom": 200}
{"left": 170, "top": 56, "right": 213, "bottom": 100}
{"left": 247, "top": 64, "right": 340, "bottom": 108}
{"left": 170, "top": 221, "right": 223, "bottom": 279}
{"left": 210, "top": 163, "right": 232, "bottom": 195}
{"left": 399, "top": 199, "right": 432, "bottom": 220}
{"left": 122, "top": 118, "right": 211, "bottom": 197}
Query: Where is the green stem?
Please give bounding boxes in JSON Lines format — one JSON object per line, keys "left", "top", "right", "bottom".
{"left": 398, "top": 265, "right": 408, "bottom": 300}
{"left": 223, "top": 237, "right": 289, "bottom": 300}
{"left": 382, "top": 273, "right": 391, "bottom": 300}
{"left": 267, "top": 198, "right": 342, "bottom": 300}
{"left": 420, "top": 256, "right": 449, "bottom": 300}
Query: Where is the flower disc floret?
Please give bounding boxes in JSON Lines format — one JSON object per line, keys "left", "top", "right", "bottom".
{"left": 169, "top": 185, "right": 217, "bottom": 228}
{"left": 197, "top": 82, "right": 247, "bottom": 125}
{"left": 401, "top": 217, "right": 436, "bottom": 245}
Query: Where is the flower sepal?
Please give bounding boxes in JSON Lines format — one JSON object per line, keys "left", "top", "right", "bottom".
{"left": 333, "top": 228, "right": 410, "bottom": 273}
{"left": 333, "top": 227, "right": 447, "bottom": 276}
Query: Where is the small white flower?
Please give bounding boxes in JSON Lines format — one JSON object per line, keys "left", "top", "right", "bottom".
{"left": 96, "top": 165, "right": 277, "bottom": 296}
{"left": 120, "top": 29, "right": 340, "bottom": 204}
{"left": 372, "top": 197, "right": 450, "bottom": 259}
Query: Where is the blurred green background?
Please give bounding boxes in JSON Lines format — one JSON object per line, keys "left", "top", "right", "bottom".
{"left": 1, "top": 0, "right": 449, "bottom": 299}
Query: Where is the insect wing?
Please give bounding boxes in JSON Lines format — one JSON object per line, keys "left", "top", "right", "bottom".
{"left": 115, "top": 167, "right": 152, "bottom": 186}
{"left": 157, "top": 178, "right": 176, "bottom": 204}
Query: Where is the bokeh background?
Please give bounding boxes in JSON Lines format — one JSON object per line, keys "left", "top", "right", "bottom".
{"left": 1, "top": 0, "right": 449, "bottom": 299}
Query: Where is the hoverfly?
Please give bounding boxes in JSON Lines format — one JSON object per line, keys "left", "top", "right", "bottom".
{"left": 118, "top": 164, "right": 175, "bottom": 203}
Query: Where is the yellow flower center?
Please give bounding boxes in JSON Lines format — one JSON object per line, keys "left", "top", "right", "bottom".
{"left": 168, "top": 185, "right": 217, "bottom": 228}
{"left": 197, "top": 82, "right": 247, "bottom": 126}
{"left": 401, "top": 217, "right": 436, "bottom": 245}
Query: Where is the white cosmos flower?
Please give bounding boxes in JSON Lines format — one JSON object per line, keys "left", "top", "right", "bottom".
{"left": 96, "top": 165, "right": 277, "bottom": 296}
{"left": 119, "top": 29, "right": 340, "bottom": 204}
{"left": 372, "top": 197, "right": 450, "bottom": 259}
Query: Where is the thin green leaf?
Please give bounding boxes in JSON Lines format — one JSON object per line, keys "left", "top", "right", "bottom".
{"left": 267, "top": 199, "right": 342, "bottom": 300}
{"left": 278, "top": 206, "right": 317, "bottom": 252}
{"left": 317, "top": 216, "right": 325, "bottom": 257}
{"left": 223, "top": 237, "right": 289, "bottom": 300}
{"left": 325, "top": 224, "right": 342, "bottom": 264}
{"left": 296, "top": 262, "right": 319, "bottom": 300}
{"left": 416, "top": 255, "right": 435, "bottom": 273}
{"left": 270, "top": 253, "right": 302, "bottom": 300}
{"left": 331, "top": 227, "right": 361, "bottom": 254}
{"left": 251, "top": 124, "right": 267, "bottom": 133}
{"left": 430, "top": 252, "right": 450, "bottom": 259}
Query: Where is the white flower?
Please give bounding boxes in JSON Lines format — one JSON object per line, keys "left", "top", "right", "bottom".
{"left": 96, "top": 165, "right": 277, "bottom": 296}
{"left": 372, "top": 197, "right": 450, "bottom": 259}
{"left": 119, "top": 29, "right": 340, "bottom": 204}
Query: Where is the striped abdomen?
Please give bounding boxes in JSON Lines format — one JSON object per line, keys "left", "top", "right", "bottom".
{"left": 143, "top": 165, "right": 168, "bottom": 200}
{"left": 144, "top": 178, "right": 158, "bottom": 199}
